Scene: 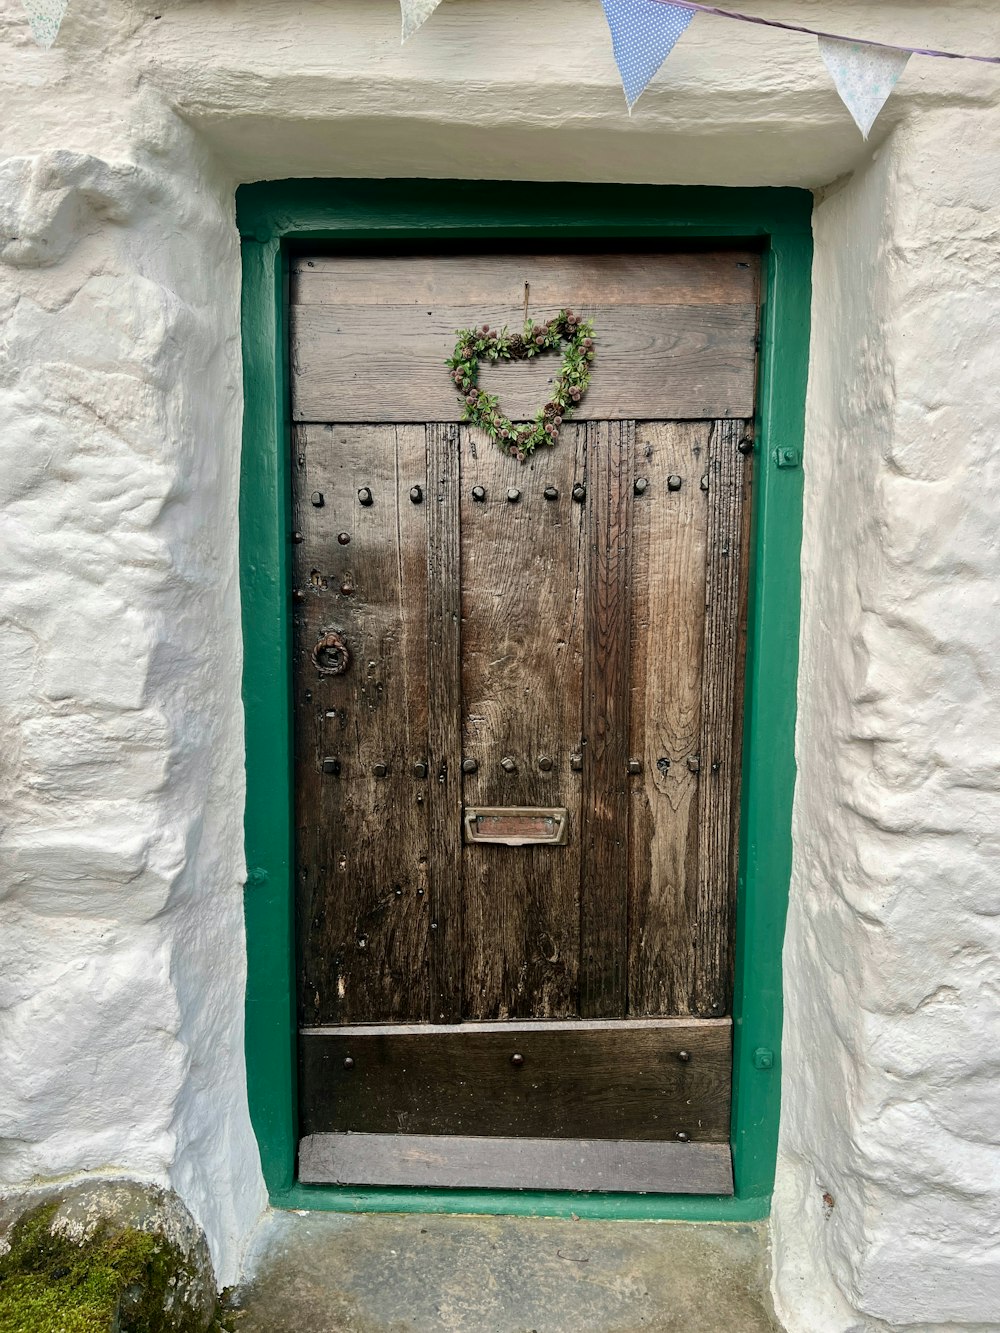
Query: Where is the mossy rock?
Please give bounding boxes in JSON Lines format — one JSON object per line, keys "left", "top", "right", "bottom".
{"left": 0, "top": 1181, "right": 230, "bottom": 1333}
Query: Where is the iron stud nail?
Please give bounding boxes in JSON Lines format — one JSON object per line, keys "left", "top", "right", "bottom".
{"left": 627, "top": 758, "right": 642, "bottom": 776}
{"left": 675, "top": 1131, "right": 690, "bottom": 1142}
{"left": 373, "top": 762, "right": 388, "bottom": 778}
{"left": 292, "top": 588, "right": 306, "bottom": 604}
{"left": 507, "top": 487, "right": 521, "bottom": 503}
{"left": 322, "top": 757, "right": 341, "bottom": 776}
{"left": 311, "top": 491, "right": 325, "bottom": 507}
{"left": 500, "top": 756, "right": 517, "bottom": 773}
{"left": 358, "top": 487, "right": 373, "bottom": 506}
{"left": 700, "top": 475, "right": 709, "bottom": 492}
{"left": 337, "top": 532, "right": 351, "bottom": 545}
{"left": 572, "top": 483, "right": 586, "bottom": 503}
{"left": 343, "top": 1057, "right": 355, "bottom": 1070}
{"left": 291, "top": 531, "right": 304, "bottom": 544}
{"left": 657, "top": 757, "right": 670, "bottom": 774}
{"left": 409, "top": 485, "right": 423, "bottom": 504}
{"left": 413, "top": 761, "right": 428, "bottom": 779}
{"left": 340, "top": 581, "right": 354, "bottom": 596}
{"left": 570, "top": 753, "right": 583, "bottom": 771}
{"left": 543, "top": 485, "right": 559, "bottom": 501}
{"left": 472, "top": 486, "right": 487, "bottom": 502}
{"left": 738, "top": 436, "right": 754, "bottom": 456}
{"left": 634, "top": 477, "right": 649, "bottom": 495}
{"left": 461, "top": 757, "right": 478, "bottom": 774}
{"left": 667, "top": 475, "right": 682, "bottom": 492}
{"left": 510, "top": 1053, "right": 525, "bottom": 1068}
{"left": 677, "top": 1049, "right": 691, "bottom": 1063}
{"left": 687, "top": 755, "right": 701, "bottom": 774}
{"left": 538, "top": 755, "right": 553, "bottom": 772}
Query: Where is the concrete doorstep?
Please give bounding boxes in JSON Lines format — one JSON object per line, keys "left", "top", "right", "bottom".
{"left": 227, "top": 1212, "right": 781, "bottom": 1333}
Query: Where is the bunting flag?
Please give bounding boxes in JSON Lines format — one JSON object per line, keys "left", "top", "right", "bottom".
{"left": 600, "top": 0, "right": 695, "bottom": 110}
{"left": 400, "top": 0, "right": 443, "bottom": 44}
{"left": 22, "top": 0, "right": 67, "bottom": 47}
{"left": 818, "top": 36, "right": 911, "bottom": 138}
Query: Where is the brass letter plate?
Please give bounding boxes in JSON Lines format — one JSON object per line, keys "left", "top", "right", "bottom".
{"left": 463, "top": 807, "right": 569, "bottom": 847}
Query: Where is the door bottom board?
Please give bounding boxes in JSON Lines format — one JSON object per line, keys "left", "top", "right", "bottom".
{"left": 299, "top": 1132, "right": 734, "bottom": 1195}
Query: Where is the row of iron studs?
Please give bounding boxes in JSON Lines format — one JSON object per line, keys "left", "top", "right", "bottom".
{"left": 303, "top": 473, "right": 705, "bottom": 513}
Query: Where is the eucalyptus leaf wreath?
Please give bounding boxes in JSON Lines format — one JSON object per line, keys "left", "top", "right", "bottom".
{"left": 446, "top": 310, "right": 596, "bottom": 461}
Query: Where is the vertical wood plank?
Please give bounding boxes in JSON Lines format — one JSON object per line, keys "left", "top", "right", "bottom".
{"left": 628, "top": 423, "right": 710, "bottom": 1015}
{"left": 294, "top": 424, "right": 431, "bottom": 1025}
{"left": 694, "top": 418, "right": 750, "bottom": 1016}
{"left": 580, "top": 420, "right": 633, "bottom": 1018}
{"left": 426, "top": 423, "right": 464, "bottom": 1022}
{"left": 459, "top": 425, "right": 587, "bottom": 1019}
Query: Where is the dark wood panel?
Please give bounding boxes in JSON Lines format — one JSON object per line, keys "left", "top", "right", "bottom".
{"left": 291, "top": 303, "right": 757, "bottom": 423}
{"left": 299, "top": 1132, "right": 734, "bottom": 1194}
{"left": 291, "top": 252, "right": 759, "bottom": 309}
{"left": 426, "top": 423, "right": 464, "bottom": 1022}
{"left": 299, "top": 1018, "right": 732, "bottom": 1141}
{"left": 294, "top": 424, "right": 431, "bottom": 1024}
{"left": 459, "top": 426, "right": 586, "bottom": 1019}
{"left": 694, "top": 419, "right": 751, "bottom": 1017}
{"left": 628, "top": 424, "right": 710, "bottom": 1016}
{"left": 579, "top": 421, "right": 633, "bottom": 1019}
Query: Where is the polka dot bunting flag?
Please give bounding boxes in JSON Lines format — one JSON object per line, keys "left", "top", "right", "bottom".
{"left": 22, "top": 0, "right": 67, "bottom": 48}
{"left": 600, "top": 0, "right": 695, "bottom": 111}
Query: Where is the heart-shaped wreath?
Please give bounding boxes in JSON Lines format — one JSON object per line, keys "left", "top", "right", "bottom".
{"left": 447, "top": 310, "right": 595, "bottom": 461}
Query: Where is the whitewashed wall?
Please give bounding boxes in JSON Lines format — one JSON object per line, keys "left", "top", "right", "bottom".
{"left": 1, "top": 0, "right": 998, "bottom": 1321}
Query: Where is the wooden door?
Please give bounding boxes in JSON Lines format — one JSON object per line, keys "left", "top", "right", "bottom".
{"left": 289, "top": 252, "right": 758, "bottom": 1194}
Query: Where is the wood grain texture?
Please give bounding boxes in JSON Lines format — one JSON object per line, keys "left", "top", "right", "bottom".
{"left": 694, "top": 419, "right": 750, "bottom": 1017}
{"left": 426, "top": 423, "right": 464, "bottom": 1022}
{"left": 299, "top": 1133, "right": 734, "bottom": 1194}
{"left": 459, "top": 426, "right": 586, "bottom": 1019}
{"left": 628, "top": 424, "right": 711, "bottom": 1016}
{"left": 294, "top": 424, "right": 431, "bottom": 1025}
{"left": 299, "top": 1018, "right": 732, "bottom": 1141}
{"left": 291, "top": 253, "right": 759, "bottom": 308}
{"left": 580, "top": 421, "right": 633, "bottom": 1019}
{"left": 291, "top": 303, "right": 757, "bottom": 423}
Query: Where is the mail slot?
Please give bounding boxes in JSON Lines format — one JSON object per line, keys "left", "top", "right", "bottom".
{"left": 463, "top": 807, "right": 569, "bottom": 847}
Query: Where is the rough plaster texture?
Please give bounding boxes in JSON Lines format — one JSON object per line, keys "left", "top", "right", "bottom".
{"left": 1, "top": 0, "right": 999, "bottom": 1322}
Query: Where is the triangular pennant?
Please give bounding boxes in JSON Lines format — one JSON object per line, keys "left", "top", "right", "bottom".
{"left": 400, "top": 0, "right": 443, "bottom": 43}
{"left": 818, "top": 36, "right": 910, "bottom": 138}
{"left": 22, "top": 0, "right": 68, "bottom": 48}
{"left": 600, "top": 0, "right": 695, "bottom": 111}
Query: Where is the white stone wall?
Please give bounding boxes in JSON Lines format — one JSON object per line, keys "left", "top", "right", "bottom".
{"left": 1, "top": 0, "right": 999, "bottom": 1319}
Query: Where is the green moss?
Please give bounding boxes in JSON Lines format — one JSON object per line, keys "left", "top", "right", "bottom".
{"left": 0, "top": 1201, "right": 225, "bottom": 1333}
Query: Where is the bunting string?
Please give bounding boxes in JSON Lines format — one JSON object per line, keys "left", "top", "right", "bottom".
{"left": 650, "top": 0, "right": 1000, "bottom": 65}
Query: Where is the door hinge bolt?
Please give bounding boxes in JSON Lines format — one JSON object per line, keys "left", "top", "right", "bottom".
{"left": 774, "top": 447, "right": 801, "bottom": 470}
{"left": 753, "top": 1047, "right": 775, "bottom": 1070}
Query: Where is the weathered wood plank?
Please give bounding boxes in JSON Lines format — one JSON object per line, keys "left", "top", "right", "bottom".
{"left": 299, "top": 1132, "right": 734, "bottom": 1194}
{"left": 426, "top": 423, "right": 464, "bottom": 1022}
{"left": 294, "top": 424, "right": 431, "bottom": 1025}
{"left": 291, "top": 303, "right": 758, "bottom": 423}
{"left": 291, "top": 252, "right": 759, "bottom": 308}
{"left": 694, "top": 419, "right": 750, "bottom": 1016}
{"left": 580, "top": 421, "right": 633, "bottom": 1019}
{"left": 459, "top": 425, "right": 586, "bottom": 1020}
{"left": 299, "top": 1017, "right": 732, "bottom": 1141}
{"left": 627, "top": 423, "right": 710, "bottom": 1016}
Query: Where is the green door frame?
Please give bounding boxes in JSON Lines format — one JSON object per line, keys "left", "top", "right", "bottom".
{"left": 238, "top": 179, "right": 811, "bottom": 1221}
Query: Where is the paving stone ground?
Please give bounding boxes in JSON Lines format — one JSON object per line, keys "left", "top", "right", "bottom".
{"left": 229, "top": 1211, "right": 781, "bottom": 1332}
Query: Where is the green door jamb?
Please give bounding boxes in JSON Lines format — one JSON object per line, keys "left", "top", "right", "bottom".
{"left": 238, "top": 179, "right": 811, "bottom": 1220}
